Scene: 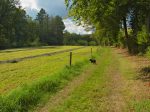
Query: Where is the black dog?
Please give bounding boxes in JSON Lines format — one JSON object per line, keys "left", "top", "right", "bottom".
{"left": 89, "top": 59, "right": 96, "bottom": 64}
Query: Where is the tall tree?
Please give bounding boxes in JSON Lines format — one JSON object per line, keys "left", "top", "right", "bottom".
{"left": 65, "top": 0, "right": 150, "bottom": 53}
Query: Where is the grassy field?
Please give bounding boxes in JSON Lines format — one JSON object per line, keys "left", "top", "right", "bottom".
{"left": 0, "top": 46, "right": 80, "bottom": 61}
{"left": 0, "top": 46, "right": 99, "bottom": 112}
{"left": 38, "top": 47, "right": 150, "bottom": 112}
{"left": 49, "top": 48, "right": 113, "bottom": 112}
{"left": 0, "top": 47, "right": 149, "bottom": 112}
{"left": 0, "top": 46, "right": 97, "bottom": 94}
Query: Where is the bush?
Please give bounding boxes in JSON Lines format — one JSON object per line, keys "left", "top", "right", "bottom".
{"left": 145, "top": 46, "right": 150, "bottom": 58}
{"left": 137, "top": 25, "right": 150, "bottom": 53}
{"left": 137, "top": 26, "right": 149, "bottom": 45}
{"left": 89, "top": 41, "right": 97, "bottom": 46}
{"left": 117, "top": 30, "right": 126, "bottom": 48}
{"left": 77, "top": 40, "right": 88, "bottom": 46}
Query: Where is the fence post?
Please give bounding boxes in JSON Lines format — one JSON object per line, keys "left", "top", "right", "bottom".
{"left": 91, "top": 48, "right": 93, "bottom": 58}
{"left": 70, "top": 52, "right": 72, "bottom": 66}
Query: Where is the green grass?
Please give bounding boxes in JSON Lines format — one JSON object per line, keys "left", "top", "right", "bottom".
{"left": 0, "top": 47, "right": 99, "bottom": 112}
{"left": 51, "top": 48, "right": 113, "bottom": 112}
{"left": 0, "top": 46, "right": 80, "bottom": 61}
{"left": 115, "top": 50, "right": 150, "bottom": 112}
{"left": 1, "top": 47, "right": 149, "bottom": 112}
{"left": 0, "top": 46, "right": 97, "bottom": 94}
{"left": 130, "top": 100, "right": 150, "bottom": 112}
{"left": 0, "top": 60, "right": 89, "bottom": 112}
{"left": 49, "top": 47, "right": 150, "bottom": 112}
{"left": 117, "top": 55, "right": 136, "bottom": 79}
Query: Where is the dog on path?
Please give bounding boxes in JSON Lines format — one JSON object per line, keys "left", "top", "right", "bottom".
{"left": 89, "top": 58, "right": 96, "bottom": 64}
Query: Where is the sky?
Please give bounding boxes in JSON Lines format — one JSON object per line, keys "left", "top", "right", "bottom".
{"left": 20, "top": 0, "right": 92, "bottom": 34}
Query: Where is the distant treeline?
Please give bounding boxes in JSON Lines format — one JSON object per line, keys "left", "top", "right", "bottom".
{"left": 0, "top": 0, "right": 66, "bottom": 49}
{"left": 0, "top": 0, "right": 97, "bottom": 50}
{"left": 63, "top": 32, "right": 97, "bottom": 46}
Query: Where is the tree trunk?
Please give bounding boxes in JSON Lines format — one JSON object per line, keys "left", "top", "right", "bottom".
{"left": 123, "top": 16, "right": 128, "bottom": 48}
{"left": 122, "top": 16, "right": 132, "bottom": 53}
{"left": 123, "top": 16, "right": 128, "bottom": 39}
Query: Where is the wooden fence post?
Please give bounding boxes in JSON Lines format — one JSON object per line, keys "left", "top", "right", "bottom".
{"left": 70, "top": 52, "right": 72, "bottom": 66}
{"left": 91, "top": 48, "right": 93, "bottom": 58}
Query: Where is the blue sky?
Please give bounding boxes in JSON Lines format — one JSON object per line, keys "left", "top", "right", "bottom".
{"left": 20, "top": 0, "right": 92, "bottom": 34}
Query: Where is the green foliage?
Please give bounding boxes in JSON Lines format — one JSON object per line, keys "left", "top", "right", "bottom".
{"left": 36, "top": 9, "right": 65, "bottom": 45}
{"left": 145, "top": 46, "right": 150, "bottom": 58}
{"left": 66, "top": 0, "right": 150, "bottom": 54}
{"left": 117, "top": 30, "right": 126, "bottom": 48}
{"left": 136, "top": 25, "right": 150, "bottom": 53}
{"left": 77, "top": 40, "right": 88, "bottom": 46}
{"left": 89, "top": 41, "right": 96, "bottom": 46}
{"left": 0, "top": 2, "right": 65, "bottom": 49}
{"left": 137, "top": 25, "right": 150, "bottom": 45}
{"left": 0, "top": 25, "right": 9, "bottom": 48}
{"left": 63, "top": 32, "right": 97, "bottom": 46}
{"left": 131, "top": 100, "right": 150, "bottom": 112}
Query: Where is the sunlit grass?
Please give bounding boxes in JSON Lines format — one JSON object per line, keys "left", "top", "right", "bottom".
{"left": 0, "top": 46, "right": 98, "bottom": 112}
{"left": 51, "top": 48, "right": 113, "bottom": 112}
{"left": 0, "top": 46, "right": 80, "bottom": 61}
{"left": 0, "top": 46, "right": 97, "bottom": 94}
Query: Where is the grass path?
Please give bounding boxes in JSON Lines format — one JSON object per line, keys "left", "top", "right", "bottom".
{"left": 114, "top": 48, "right": 150, "bottom": 112}
{"left": 34, "top": 60, "right": 97, "bottom": 112}
{"left": 34, "top": 47, "right": 150, "bottom": 112}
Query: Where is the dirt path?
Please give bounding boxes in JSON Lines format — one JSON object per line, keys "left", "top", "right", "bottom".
{"left": 114, "top": 48, "right": 150, "bottom": 111}
{"left": 34, "top": 64, "right": 97, "bottom": 112}
{"left": 106, "top": 66, "right": 127, "bottom": 112}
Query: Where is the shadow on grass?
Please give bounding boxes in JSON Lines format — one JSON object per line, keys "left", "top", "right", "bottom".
{"left": 0, "top": 46, "right": 60, "bottom": 53}
{"left": 136, "top": 66, "right": 150, "bottom": 82}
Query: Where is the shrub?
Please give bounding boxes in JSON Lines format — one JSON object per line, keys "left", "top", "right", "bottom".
{"left": 77, "top": 40, "right": 88, "bottom": 46}
{"left": 145, "top": 46, "right": 150, "bottom": 58}
{"left": 137, "top": 25, "right": 150, "bottom": 53}
{"left": 89, "top": 41, "right": 97, "bottom": 46}
{"left": 117, "top": 30, "right": 126, "bottom": 48}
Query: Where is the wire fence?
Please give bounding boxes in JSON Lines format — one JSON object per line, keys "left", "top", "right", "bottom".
{"left": 0, "top": 47, "right": 98, "bottom": 95}
{"left": 0, "top": 47, "right": 98, "bottom": 75}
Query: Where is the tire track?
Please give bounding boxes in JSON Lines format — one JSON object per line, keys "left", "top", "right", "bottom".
{"left": 34, "top": 64, "right": 97, "bottom": 112}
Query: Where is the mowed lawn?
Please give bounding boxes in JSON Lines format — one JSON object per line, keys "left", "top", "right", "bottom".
{"left": 0, "top": 46, "right": 80, "bottom": 61}
{"left": 0, "top": 46, "right": 97, "bottom": 94}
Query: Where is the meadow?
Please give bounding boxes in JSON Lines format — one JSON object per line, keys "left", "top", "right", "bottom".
{"left": 0, "top": 46, "right": 149, "bottom": 112}
{"left": 0, "top": 46, "right": 80, "bottom": 61}
{"left": 0, "top": 46, "right": 97, "bottom": 94}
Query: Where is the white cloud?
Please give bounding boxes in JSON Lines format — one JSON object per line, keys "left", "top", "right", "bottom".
{"left": 63, "top": 19, "right": 92, "bottom": 35}
{"left": 20, "top": 1, "right": 92, "bottom": 34}
{"left": 20, "top": 0, "right": 40, "bottom": 10}
{"left": 20, "top": 0, "right": 67, "bottom": 17}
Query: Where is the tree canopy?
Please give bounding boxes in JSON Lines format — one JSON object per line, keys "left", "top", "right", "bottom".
{"left": 0, "top": 1, "right": 65, "bottom": 49}
{"left": 65, "top": 0, "right": 150, "bottom": 54}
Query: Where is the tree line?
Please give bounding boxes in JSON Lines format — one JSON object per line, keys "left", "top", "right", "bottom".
{"left": 0, "top": 0, "right": 65, "bottom": 49}
{"left": 66, "top": 0, "right": 150, "bottom": 54}
{"left": 64, "top": 31, "right": 97, "bottom": 46}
